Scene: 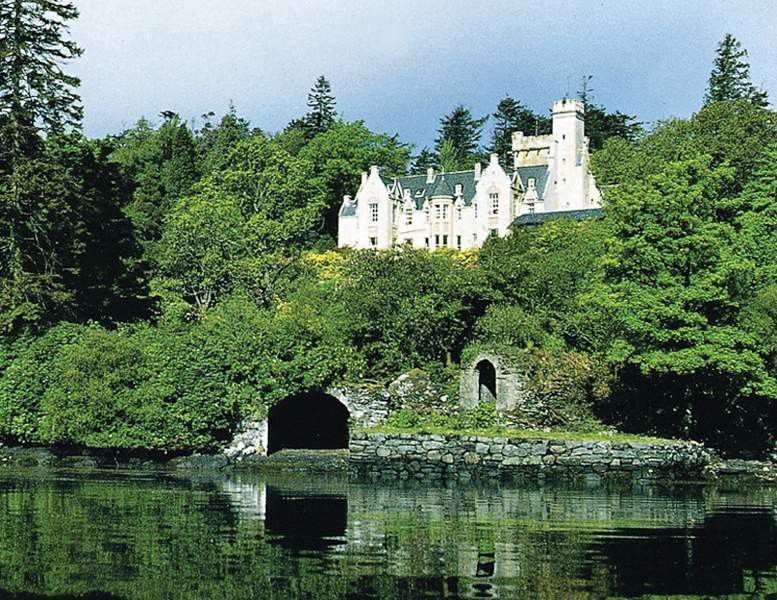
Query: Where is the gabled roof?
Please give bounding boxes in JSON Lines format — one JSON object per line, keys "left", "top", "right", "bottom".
{"left": 514, "top": 165, "right": 549, "bottom": 198}
{"left": 512, "top": 208, "right": 603, "bottom": 227}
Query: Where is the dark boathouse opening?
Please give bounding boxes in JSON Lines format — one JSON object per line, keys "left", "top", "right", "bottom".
{"left": 476, "top": 359, "right": 497, "bottom": 403}
{"left": 267, "top": 392, "right": 349, "bottom": 454}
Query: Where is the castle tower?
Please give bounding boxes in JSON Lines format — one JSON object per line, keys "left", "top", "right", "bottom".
{"left": 546, "top": 98, "right": 586, "bottom": 212}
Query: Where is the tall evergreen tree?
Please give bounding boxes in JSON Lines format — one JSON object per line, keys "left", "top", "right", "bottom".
{"left": 303, "top": 75, "right": 337, "bottom": 139}
{"left": 488, "top": 96, "right": 550, "bottom": 166}
{"left": 0, "top": 0, "right": 87, "bottom": 331}
{"left": 434, "top": 105, "right": 487, "bottom": 170}
{"left": 0, "top": 0, "right": 83, "bottom": 164}
{"left": 705, "top": 34, "right": 768, "bottom": 107}
{"left": 197, "top": 102, "right": 254, "bottom": 174}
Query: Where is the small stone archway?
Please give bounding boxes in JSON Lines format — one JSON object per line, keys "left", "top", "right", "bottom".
{"left": 267, "top": 392, "right": 350, "bottom": 454}
{"left": 460, "top": 352, "right": 518, "bottom": 412}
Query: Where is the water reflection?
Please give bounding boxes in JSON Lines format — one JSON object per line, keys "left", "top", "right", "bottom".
{"left": 0, "top": 469, "right": 773, "bottom": 599}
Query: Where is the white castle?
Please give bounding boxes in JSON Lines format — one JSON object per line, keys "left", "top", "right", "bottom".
{"left": 338, "top": 98, "right": 602, "bottom": 250}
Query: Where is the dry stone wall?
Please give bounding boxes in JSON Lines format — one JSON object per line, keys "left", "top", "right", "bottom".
{"left": 349, "top": 432, "right": 714, "bottom": 483}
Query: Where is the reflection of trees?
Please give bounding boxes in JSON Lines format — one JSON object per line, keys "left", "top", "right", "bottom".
{"left": 0, "top": 472, "right": 774, "bottom": 599}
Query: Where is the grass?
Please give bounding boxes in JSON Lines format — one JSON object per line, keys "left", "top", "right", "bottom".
{"left": 360, "top": 425, "right": 683, "bottom": 445}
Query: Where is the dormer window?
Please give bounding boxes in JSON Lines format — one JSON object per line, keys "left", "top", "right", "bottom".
{"left": 415, "top": 189, "right": 424, "bottom": 197}
{"left": 528, "top": 178, "right": 535, "bottom": 187}
{"left": 454, "top": 183, "right": 463, "bottom": 196}
{"left": 403, "top": 189, "right": 411, "bottom": 200}
{"left": 370, "top": 203, "right": 378, "bottom": 222}
{"left": 489, "top": 192, "right": 499, "bottom": 215}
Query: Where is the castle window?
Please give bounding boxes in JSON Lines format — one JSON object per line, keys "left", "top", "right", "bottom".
{"left": 443, "top": 235, "right": 448, "bottom": 247}
{"left": 424, "top": 205, "right": 430, "bottom": 223}
{"left": 490, "top": 228, "right": 498, "bottom": 237}
{"left": 456, "top": 235, "right": 461, "bottom": 250}
{"left": 528, "top": 203, "right": 535, "bottom": 214}
{"left": 435, "top": 234, "right": 440, "bottom": 247}
{"left": 528, "top": 178, "right": 535, "bottom": 187}
{"left": 434, "top": 204, "right": 442, "bottom": 220}
{"left": 456, "top": 205, "right": 462, "bottom": 220}
{"left": 442, "top": 204, "right": 449, "bottom": 220}
{"left": 474, "top": 204, "right": 478, "bottom": 218}
{"left": 370, "top": 203, "right": 378, "bottom": 222}
{"left": 369, "top": 236, "right": 378, "bottom": 247}
{"left": 489, "top": 193, "right": 499, "bottom": 215}
{"left": 425, "top": 237, "right": 429, "bottom": 247}
{"left": 405, "top": 206, "right": 413, "bottom": 225}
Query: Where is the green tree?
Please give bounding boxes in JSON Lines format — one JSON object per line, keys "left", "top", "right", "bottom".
{"left": 411, "top": 147, "right": 437, "bottom": 172}
{"left": 333, "top": 249, "right": 487, "bottom": 378}
{"left": 303, "top": 75, "right": 337, "bottom": 139}
{"left": 112, "top": 113, "right": 201, "bottom": 252}
{"left": 197, "top": 102, "right": 254, "bottom": 175}
{"left": 488, "top": 96, "right": 550, "bottom": 165}
{"left": 0, "top": 0, "right": 82, "bottom": 162}
{"left": 705, "top": 34, "right": 768, "bottom": 107}
{"left": 298, "top": 120, "right": 410, "bottom": 239}
{"left": 592, "top": 99, "right": 777, "bottom": 189}
{"left": 157, "top": 135, "right": 327, "bottom": 313}
{"left": 434, "top": 105, "right": 487, "bottom": 170}
{"left": 589, "top": 156, "right": 776, "bottom": 448}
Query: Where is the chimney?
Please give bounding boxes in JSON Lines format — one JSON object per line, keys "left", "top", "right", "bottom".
{"left": 360, "top": 171, "right": 367, "bottom": 186}
{"left": 343, "top": 194, "right": 352, "bottom": 204}
{"left": 370, "top": 165, "right": 380, "bottom": 177}
{"left": 426, "top": 167, "right": 435, "bottom": 184}
{"left": 474, "top": 162, "right": 482, "bottom": 180}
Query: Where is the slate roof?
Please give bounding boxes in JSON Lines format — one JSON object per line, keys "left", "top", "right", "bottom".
{"left": 512, "top": 208, "right": 603, "bottom": 227}
{"left": 340, "top": 165, "right": 553, "bottom": 215}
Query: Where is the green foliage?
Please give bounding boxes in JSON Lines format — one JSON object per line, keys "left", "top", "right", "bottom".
{"left": 333, "top": 248, "right": 487, "bottom": 379}
{"left": 434, "top": 105, "right": 487, "bottom": 169}
{"left": 578, "top": 76, "right": 642, "bottom": 150}
{"left": 298, "top": 120, "right": 410, "bottom": 238}
{"left": 0, "top": 0, "right": 82, "bottom": 160}
{"left": 302, "top": 75, "right": 337, "bottom": 139}
{"left": 592, "top": 100, "right": 777, "bottom": 189}
{"left": 0, "top": 322, "right": 86, "bottom": 444}
{"left": 489, "top": 96, "right": 550, "bottom": 165}
{"left": 705, "top": 34, "right": 768, "bottom": 107}
{"left": 197, "top": 103, "right": 255, "bottom": 175}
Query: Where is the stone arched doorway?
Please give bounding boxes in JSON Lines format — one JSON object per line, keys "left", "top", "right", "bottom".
{"left": 476, "top": 359, "right": 497, "bottom": 403}
{"left": 460, "top": 352, "right": 518, "bottom": 412}
{"left": 267, "top": 392, "right": 350, "bottom": 454}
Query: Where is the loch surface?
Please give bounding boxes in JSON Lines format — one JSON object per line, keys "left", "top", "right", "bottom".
{"left": 0, "top": 469, "right": 775, "bottom": 599}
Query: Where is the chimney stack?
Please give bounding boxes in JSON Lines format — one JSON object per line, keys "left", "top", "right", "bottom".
{"left": 360, "top": 171, "right": 367, "bottom": 186}
{"left": 474, "top": 162, "right": 482, "bottom": 180}
{"left": 370, "top": 165, "right": 380, "bottom": 177}
{"left": 426, "top": 167, "right": 435, "bottom": 183}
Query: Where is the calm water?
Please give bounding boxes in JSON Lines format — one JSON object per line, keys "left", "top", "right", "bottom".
{"left": 0, "top": 470, "right": 774, "bottom": 599}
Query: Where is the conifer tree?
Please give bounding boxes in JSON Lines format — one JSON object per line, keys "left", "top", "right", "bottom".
{"left": 705, "top": 34, "right": 768, "bottom": 107}
{"left": 0, "top": 0, "right": 83, "bottom": 164}
{"left": 488, "top": 96, "right": 550, "bottom": 166}
{"left": 303, "top": 75, "right": 337, "bottom": 138}
{"left": 434, "top": 105, "right": 487, "bottom": 170}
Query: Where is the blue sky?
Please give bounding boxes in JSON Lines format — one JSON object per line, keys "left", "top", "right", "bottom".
{"left": 71, "top": 0, "right": 777, "bottom": 151}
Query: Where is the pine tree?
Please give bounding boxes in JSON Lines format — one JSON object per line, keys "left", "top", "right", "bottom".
{"left": 705, "top": 34, "right": 768, "bottom": 107}
{"left": 488, "top": 96, "right": 550, "bottom": 166}
{"left": 434, "top": 105, "right": 487, "bottom": 170}
{"left": 303, "top": 75, "right": 337, "bottom": 138}
{"left": 411, "top": 147, "right": 437, "bottom": 172}
{"left": 0, "top": 0, "right": 83, "bottom": 164}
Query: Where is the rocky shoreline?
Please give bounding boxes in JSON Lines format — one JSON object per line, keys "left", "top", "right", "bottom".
{"left": 1, "top": 435, "right": 776, "bottom": 485}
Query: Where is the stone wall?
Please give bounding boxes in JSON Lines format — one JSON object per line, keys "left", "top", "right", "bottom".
{"left": 349, "top": 432, "right": 714, "bottom": 483}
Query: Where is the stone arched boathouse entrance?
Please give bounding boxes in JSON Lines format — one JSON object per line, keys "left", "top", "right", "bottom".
{"left": 267, "top": 392, "right": 350, "bottom": 454}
